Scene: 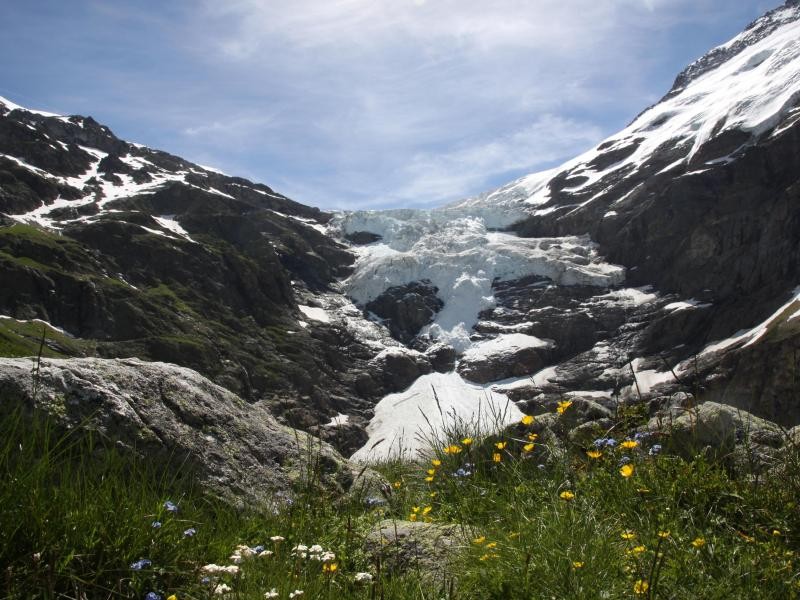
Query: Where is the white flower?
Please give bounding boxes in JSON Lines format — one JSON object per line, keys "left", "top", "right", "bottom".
{"left": 201, "top": 564, "right": 223, "bottom": 574}
{"left": 270, "top": 536, "right": 285, "bottom": 543}
{"left": 309, "top": 544, "right": 324, "bottom": 554}
{"left": 201, "top": 563, "right": 239, "bottom": 575}
{"left": 291, "top": 544, "right": 309, "bottom": 559}
{"left": 229, "top": 553, "right": 244, "bottom": 564}
{"left": 354, "top": 572, "right": 374, "bottom": 583}
{"left": 289, "top": 591, "right": 304, "bottom": 599}
{"left": 320, "top": 551, "right": 336, "bottom": 563}
{"left": 236, "top": 545, "right": 256, "bottom": 558}
{"left": 213, "top": 583, "right": 233, "bottom": 595}
{"left": 258, "top": 550, "right": 274, "bottom": 558}
{"left": 264, "top": 590, "right": 279, "bottom": 599}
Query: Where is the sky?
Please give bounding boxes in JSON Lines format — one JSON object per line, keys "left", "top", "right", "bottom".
{"left": 0, "top": 0, "right": 778, "bottom": 210}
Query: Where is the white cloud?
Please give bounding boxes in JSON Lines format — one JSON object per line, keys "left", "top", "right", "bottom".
{"left": 395, "top": 115, "right": 603, "bottom": 204}
{"left": 161, "top": 0, "right": 763, "bottom": 209}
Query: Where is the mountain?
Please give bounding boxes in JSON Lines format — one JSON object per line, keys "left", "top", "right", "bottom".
{"left": 2, "top": 1, "right": 800, "bottom": 462}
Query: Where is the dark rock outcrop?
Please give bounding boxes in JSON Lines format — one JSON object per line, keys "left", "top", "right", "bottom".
{"left": 365, "top": 280, "right": 443, "bottom": 343}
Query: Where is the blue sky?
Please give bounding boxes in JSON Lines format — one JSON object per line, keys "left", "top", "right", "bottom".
{"left": 0, "top": 0, "right": 777, "bottom": 210}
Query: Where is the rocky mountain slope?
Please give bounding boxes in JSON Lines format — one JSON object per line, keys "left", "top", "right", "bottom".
{"left": 2, "top": 1, "right": 800, "bottom": 463}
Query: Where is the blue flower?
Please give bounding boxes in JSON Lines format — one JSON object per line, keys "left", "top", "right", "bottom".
{"left": 253, "top": 545, "right": 265, "bottom": 553}
{"left": 201, "top": 576, "right": 211, "bottom": 584}
{"left": 130, "top": 559, "right": 152, "bottom": 570}
{"left": 618, "top": 455, "right": 631, "bottom": 466}
{"left": 163, "top": 500, "right": 178, "bottom": 513}
{"left": 634, "top": 432, "right": 650, "bottom": 441}
{"left": 144, "top": 593, "right": 162, "bottom": 600}
{"left": 364, "top": 496, "right": 386, "bottom": 508}
{"left": 151, "top": 521, "right": 162, "bottom": 529}
{"left": 649, "top": 444, "right": 662, "bottom": 456}
{"left": 453, "top": 466, "right": 473, "bottom": 478}
{"left": 593, "top": 437, "right": 617, "bottom": 448}
{"left": 183, "top": 527, "right": 197, "bottom": 537}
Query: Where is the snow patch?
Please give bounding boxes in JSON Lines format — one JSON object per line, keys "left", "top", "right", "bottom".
{"left": 298, "top": 305, "right": 331, "bottom": 323}
{"left": 462, "top": 334, "right": 550, "bottom": 362}
{"left": 350, "top": 371, "right": 523, "bottom": 462}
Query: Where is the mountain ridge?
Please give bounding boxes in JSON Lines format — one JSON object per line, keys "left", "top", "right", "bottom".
{"left": 2, "top": 1, "right": 800, "bottom": 460}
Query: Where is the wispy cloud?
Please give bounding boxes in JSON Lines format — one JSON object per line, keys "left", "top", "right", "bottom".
{"left": 161, "top": 0, "right": 755, "bottom": 208}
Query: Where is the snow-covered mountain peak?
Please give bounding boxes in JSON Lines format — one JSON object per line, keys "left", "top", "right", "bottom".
{"left": 442, "top": 3, "right": 800, "bottom": 220}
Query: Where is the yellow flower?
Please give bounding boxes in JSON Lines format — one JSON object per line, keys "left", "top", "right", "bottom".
{"left": 559, "top": 490, "right": 575, "bottom": 501}
{"left": 429, "top": 491, "right": 438, "bottom": 498}
{"left": 411, "top": 506, "right": 421, "bottom": 513}
{"left": 586, "top": 450, "right": 602, "bottom": 459}
{"left": 409, "top": 513, "right": 418, "bottom": 522}
{"left": 426, "top": 468, "right": 436, "bottom": 476}
{"left": 479, "top": 553, "right": 494, "bottom": 561}
{"left": 431, "top": 459, "right": 442, "bottom": 467}
{"left": 658, "top": 531, "right": 671, "bottom": 539}
{"left": 422, "top": 506, "right": 432, "bottom": 515}
{"left": 691, "top": 537, "right": 706, "bottom": 548}
{"left": 461, "top": 437, "right": 474, "bottom": 446}
{"left": 392, "top": 481, "right": 402, "bottom": 489}
{"left": 621, "top": 531, "right": 636, "bottom": 540}
{"left": 556, "top": 400, "right": 573, "bottom": 414}
{"left": 633, "top": 580, "right": 649, "bottom": 595}
{"left": 486, "top": 542, "right": 498, "bottom": 549}
{"left": 631, "top": 545, "right": 646, "bottom": 555}
{"left": 443, "top": 444, "right": 463, "bottom": 455}
{"left": 473, "top": 536, "right": 486, "bottom": 545}
{"left": 523, "top": 443, "right": 535, "bottom": 452}
{"left": 619, "top": 464, "right": 635, "bottom": 478}
{"left": 323, "top": 562, "right": 338, "bottom": 573}
{"left": 492, "top": 452, "right": 502, "bottom": 463}
{"left": 507, "top": 532, "right": 520, "bottom": 539}
{"left": 494, "top": 441, "right": 507, "bottom": 450}
{"left": 621, "top": 440, "right": 639, "bottom": 449}
{"left": 527, "top": 433, "right": 539, "bottom": 441}
{"left": 424, "top": 476, "right": 434, "bottom": 482}
{"left": 167, "top": 596, "right": 177, "bottom": 600}
{"left": 521, "top": 415, "right": 535, "bottom": 426}
{"left": 773, "top": 530, "right": 782, "bottom": 537}
{"left": 572, "top": 561, "right": 584, "bottom": 569}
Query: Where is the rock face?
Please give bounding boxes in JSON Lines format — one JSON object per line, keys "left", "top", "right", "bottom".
{"left": 457, "top": 334, "right": 553, "bottom": 384}
{"left": 0, "top": 357, "right": 374, "bottom": 504}
{"left": 365, "top": 280, "right": 443, "bottom": 343}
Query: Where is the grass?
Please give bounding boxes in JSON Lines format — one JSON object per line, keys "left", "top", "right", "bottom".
{"left": 2, "top": 396, "right": 800, "bottom": 599}
{"left": 0, "top": 319, "right": 92, "bottom": 358}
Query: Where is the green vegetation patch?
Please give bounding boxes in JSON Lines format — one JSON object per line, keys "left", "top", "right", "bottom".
{"left": 0, "top": 318, "right": 91, "bottom": 358}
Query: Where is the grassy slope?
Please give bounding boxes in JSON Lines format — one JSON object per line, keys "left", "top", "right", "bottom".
{"left": 2, "top": 399, "right": 799, "bottom": 600}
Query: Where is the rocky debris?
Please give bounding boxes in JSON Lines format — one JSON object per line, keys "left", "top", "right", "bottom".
{"left": 425, "top": 343, "right": 457, "bottom": 373}
{"left": 0, "top": 357, "right": 380, "bottom": 505}
{"left": 365, "top": 519, "right": 463, "bottom": 581}
{"left": 458, "top": 334, "right": 553, "bottom": 384}
{"left": 370, "top": 348, "right": 433, "bottom": 393}
{"left": 365, "top": 280, "right": 443, "bottom": 344}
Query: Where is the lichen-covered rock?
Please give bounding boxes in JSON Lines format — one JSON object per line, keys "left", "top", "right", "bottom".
{"left": 0, "top": 356, "right": 380, "bottom": 506}
{"left": 647, "top": 401, "right": 786, "bottom": 469}
{"left": 365, "top": 519, "right": 464, "bottom": 581}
